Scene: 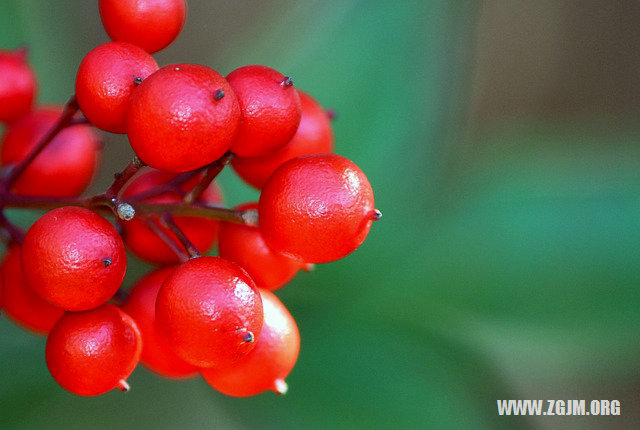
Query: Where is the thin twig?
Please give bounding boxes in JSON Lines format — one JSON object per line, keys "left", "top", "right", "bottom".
{"left": 1, "top": 96, "right": 79, "bottom": 191}
{"left": 106, "top": 156, "right": 145, "bottom": 199}
{"left": 0, "top": 212, "right": 24, "bottom": 244}
{"left": 143, "top": 217, "right": 189, "bottom": 262}
{"left": 129, "top": 170, "right": 200, "bottom": 201}
{"left": 159, "top": 213, "right": 201, "bottom": 258}
{"left": 183, "top": 151, "right": 234, "bottom": 204}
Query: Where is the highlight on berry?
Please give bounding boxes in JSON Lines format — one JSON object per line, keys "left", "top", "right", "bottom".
{"left": 0, "top": 0, "right": 380, "bottom": 398}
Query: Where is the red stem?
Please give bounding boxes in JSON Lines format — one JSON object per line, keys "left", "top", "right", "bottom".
{"left": 160, "top": 213, "right": 201, "bottom": 258}
{"left": 1, "top": 96, "right": 79, "bottom": 191}
{"left": 142, "top": 217, "right": 190, "bottom": 263}
{"left": 183, "top": 151, "right": 234, "bottom": 204}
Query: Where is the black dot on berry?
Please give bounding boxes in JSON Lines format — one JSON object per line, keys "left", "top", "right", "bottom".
{"left": 281, "top": 76, "right": 293, "bottom": 87}
{"left": 242, "top": 331, "right": 254, "bottom": 343}
{"left": 133, "top": 77, "right": 143, "bottom": 85}
{"left": 102, "top": 258, "right": 112, "bottom": 267}
{"left": 326, "top": 109, "right": 337, "bottom": 120}
{"left": 214, "top": 89, "right": 225, "bottom": 100}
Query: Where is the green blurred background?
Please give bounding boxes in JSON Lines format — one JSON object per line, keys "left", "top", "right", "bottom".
{"left": 1, "top": 0, "right": 640, "bottom": 428}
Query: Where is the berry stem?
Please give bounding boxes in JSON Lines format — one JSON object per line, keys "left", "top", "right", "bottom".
{"left": 105, "top": 156, "right": 146, "bottom": 199}
{"left": 0, "top": 96, "right": 80, "bottom": 191}
{"left": 159, "top": 213, "right": 201, "bottom": 258}
{"left": 128, "top": 170, "right": 199, "bottom": 201}
{"left": 142, "top": 217, "right": 190, "bottom": 263}
{"left": 0, "top": 212, "right": 24, "bottom": 244}
{"left": 97, "top": 156, "right": 146, "bottom": 220}
{"left": 183, "top": 151, "right": 233, "bottom": 205}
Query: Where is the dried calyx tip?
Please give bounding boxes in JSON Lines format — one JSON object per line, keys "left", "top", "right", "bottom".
{"left": 116, "top": 203, "right": 135, "bottom": 221}
{"left": 281, "top": 76, "right": 294, "bottom": 87}
{"left": 102, "top": 257, "right": 112, "bottom": 267}
{"left": 133, "top": 77, "right": 143, "bottom": 85}
{"left": 326, "top": 109, "right": 337, "bottom": 120}
{"left": 302, "top": 263, "right": 315, "bottom": 272}
{"left": 371, "top": 209, "right": 382, "bottom": 221}
{"left": 214, "top": 89, "right": 225, "bottom": 100}
{"left": 118, "top": 379, "right": 130, "bottom": 392}
{"left": 274, "top": 379, "right": 288, "bottom": 395}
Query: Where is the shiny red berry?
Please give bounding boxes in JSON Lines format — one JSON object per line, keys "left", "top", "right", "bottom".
{"left": 226, "top": 65, "right": 301, "bottom": 157}
{"left": 1, "top": 107, "right": 100, "bottom": 197}
{"left": 45, "top": 304, "right": 142, "bottom": 396}
{"left": 232, "top": 91, "right": 334, "bottom": 188}
{"left": 121, "top": 169, "right": 222, "bottom": 265}
{"left": 22, "top": 207, "right": 127, "bottom": 311}
{"left": 218, "top": 203, "right": 301, "bottom": 291}
{"left": 155, "top": 256, "right": 263, "bottom": 368}
{"left": 127, "top": 64, "right": 240, "bottom": 172}
{"left": 259, "top": 154, "right": 378, "bottom": 263}
{"left": 201, "top": 289, "right": 300, "bottom": 397}
{"left": 75, "top": 41, "right": 158, "bottom": 133}
{"left": 99, "top": 0, "right": 186, "bottom": 53}
{"left": 0, "top": 48, "right": 36, "bottom": 124}
{"left": 1, "top": 245, "right": 64, "bottom": 334}
{"left": 122, "top": 267, "right": 197, "bottom": 378}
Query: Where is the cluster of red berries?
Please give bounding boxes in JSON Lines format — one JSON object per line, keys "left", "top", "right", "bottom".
{"left": 0, "top": 0, "right": 379, "bottom": 398}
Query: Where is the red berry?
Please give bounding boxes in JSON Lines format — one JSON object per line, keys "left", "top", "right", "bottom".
{"left": 232, "top": 91, "right": 334, "bottom": 188}
{"left": 75, "top": 41, "right": 158, "bottom": 133}
{"left": 99, "top": 0, "right": 186, "bottom": 53}
{"left": 0, "top": 107, "right": 99, "bottom": 197}
{"left": 122, "top": 267, "right": 197, "bottom": 378}
{"left": 201, "top": 289, "right": 300, "bottom": 397}
{"left": 122, "top": 169, "right": 222, "bottom": 265}
{"left": 218, "top": 203, "right": 301, "bottom": 291}
{"left": 21, "top": 207, "right": 127, "bottom": 311}
{"left": 127, "top": 64, "right": 240, "bottom": 172}
{"left": 1, "top": 245, "right": 64, "bottom": 334}
{"left": 155, "top": 256, "right": 263, "bottom": 368}
{"left": 259, "top": 154, "right": 377, "bottom": 263}
{"left": 45, "top": 304, "right": 142, "bottom": 396}
{"left": 0, "top": 48, "right": 36, "bottom": 123}
{"left": 226, "top": 65, "right": 301, "bottom": 157}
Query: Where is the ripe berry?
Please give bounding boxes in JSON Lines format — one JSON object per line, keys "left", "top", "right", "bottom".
{"left": 232, "top": 91, "right": 334, "bottom": 188}
{"left": 46, "top": 304, "right": 142, "bottom": 396}
{"left": 21, "top": 207, "right": 127, "bottom": 311}
{"left": 99, "top": 0, "right": 186, "bottom": 53}
{"left": 75, "top": 41, "right": 158, "bottom": 133}
{"left": 127, "top": 64, "right": 240, "bottom": 172}
{"left": 218, "top": 203, "right": 301, "bottom": 291}
{"left": 0, "top": 107, "right": 99, "bottom": 197}
{"left": 121, "top": 169, "right": 222, "bottom": 265}
{"left": 259, "top": 154, "right": 378, "bottom": 263}
{"left": 0, "top": 48, "right": 36, "bottom": 124}
{"left": 1, "top": 245, "right": 64, "bottom": 334}
{"left": 155, "top": 256, "right": 263, "bottom": 368}
{"left": 121, "top": 267, "right": 197, "bottom": 378}
{"left": 201, "top": 289, "right": 300, "bottom": 397}
{"left": 226, "top": 65, "right": 302, "bottom": 157}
